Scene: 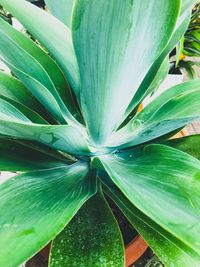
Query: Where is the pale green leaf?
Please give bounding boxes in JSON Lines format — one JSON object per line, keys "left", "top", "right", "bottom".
{"left": 45, "top": 0, "right": 74, "bottom": 27}
{"left": 0, "top": 120, "right": 90, "bottom": 156}
{"left": 72, "top": 0, "right": 181, "bottom": 144}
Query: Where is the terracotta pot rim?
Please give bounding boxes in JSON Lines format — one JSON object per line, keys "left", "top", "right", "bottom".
{"left": 125, "top": 234, "right": 148, "bottom": 267}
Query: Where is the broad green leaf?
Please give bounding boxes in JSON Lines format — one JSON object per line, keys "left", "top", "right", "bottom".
{"left": 72, "top": 0, "right": 180, "bottom": 144}
{"left": 108, "top": 80, "right": 200, "bottom": 148}
{"left": 0, "top": 71, "right": 55, "bottom": 123}
{"left": 0, "top": 120, "right": 90, "bottom": 156}
{"left": 165, "top": 135, "right": 200, "bottom": 160}
{"left": 124, "top": 1, "right": 195, "bottom": 116}
{"left": 45, "top": 0, "right": 74, "bottom": 27}
{"left": 0, "top": 138, "right": 72, "bottom": 171}
{"left": 0, "top": 95, "right": 47, "bottom": 124}
{"left": 0, "top": 0, "right": 80, "bottom": 95}
{"left": 100, "top": 144, "right": 200, "bottom": 256}
{"left": 0, "top": 162, "right": 96, "bottom": 267}
{"left": 102, "top": 178, "right": 200, "bottom": 267}
{"left": 0, "top": 18, "right": 79, "bottom": 125}
{"left": 50, "top": 188, "right": 124, "bottom": 267}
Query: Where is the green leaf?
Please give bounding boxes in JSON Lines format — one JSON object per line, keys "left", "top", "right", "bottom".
{"left": 0, "top": 71, "right": 55, "bottom": 123}
{"left": 0, "top": 18, "right": 79, "bottom": 125}
{"left": 0, "top": 161, "right": 96, "bottom": 267}
{"left": 100, "top": 144, "right": 200, "bottom": 257}
{"left": 0, "top": 120, "right": 90, "bottom": 156}
{"left": 0, "top": 138, "right": 72, "bottom": 171}
{"left": 72, "top": 0, "right": 180, "bottom": 144}
{"left": 45, "top": 0, "right": 74, "bottom": 27}
{"left": 125, "top": 1, "right": 195, "bottom": 115}
{"left": 102, "top": 177, "right": 200, "bottom": 267}
{"left": 165, "top": 135, "right": 200, "bottom": 160}
{"left": 0, "top": 0, "right": 80, "bottom": 95}
{"left": 108, "top": 80, "right": 200, "bottom": 149}
{"left": 0, "top": 95, "right": 48, "bottom": 124}
{"left": 49, "top": 187, "right": 124, "bottom": 267}
{"left": 0, "top": 97, "right": 31, "bottom": 122}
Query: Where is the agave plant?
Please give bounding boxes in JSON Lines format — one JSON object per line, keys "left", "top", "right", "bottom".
{"left": 0, "top": 0, "right": 200, "bottom": 266}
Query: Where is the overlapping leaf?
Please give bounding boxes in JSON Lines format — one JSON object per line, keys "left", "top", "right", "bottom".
{"left": 125, "top": 0, "right": 197, "bottom": 116}
{"left": 108, "top": 80, "right": 200, "bottom": 148}
{"left": 0, "top": 0, "right": 80, "bottom": 95}
{"left": 102, "top": 179, "right": 200, "bottom": 267}
{"left": 0, "top": 95, "right": 47, "bottom": 124}
{"left": 0, "top": 18, "right": 79, "bottom": 124}
{"left": 165, "top": 134, "right": 200, "bottom": 160}
{"left": 0, "top": 120, "right": 90, "bottom": 156}
{"left": 0, "top": 71, "right": 54, "bottom": 122}
{"left": 0, "top": 138, "right": 72, "bottom": 171}
{"left": 0, "top": 162, "right": 95, "bottom": 267}
{"left": 100, "top": 145, "right": 200, "bottom": 257}
{"left": 72, "top": 0, "right": 181, "bottom": 144}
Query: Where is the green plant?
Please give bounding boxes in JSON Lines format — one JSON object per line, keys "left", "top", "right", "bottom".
{"left": 176, "top": 1, "right": 200, "bottom": 78}
{"left": 0, "top": 0, "right": 200, "bottom": 266}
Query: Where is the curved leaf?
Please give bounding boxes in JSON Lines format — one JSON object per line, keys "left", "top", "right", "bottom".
{"left": 0, "top": 71, "right": 55, "bottom": 123}
{"left": 0, "top": 138, "right": 72, "bottom": 171}
{"left": 0, "top": 0, "right": 80, "bottom": 94}
{"left": 108, "top": 80, "right": 200, "bottom": 148}
{"left": 72, "top": 0, "right": 181, "bottom": 144}
{"left": 102, "top": 178, "right": 200, "bottom": 267}
{"left": 100, "top": 144, "right": 200, "bottom": 256}
{"left": 0, "top": 120, "right": 90, "bottom": 156}
{"left": 0, "top": 97, "right": 31, "bottom": 122}
{"left": 125, "top": 0, "right": 196, "bottom": 115}
{"left": 50, "top": 188, "right": 124, "bottom": 267}
{"left": 0, "top": 95, "right": 47, "bottom": 124}
{"left": 0, "top": 18, "right": 79, "bottom": 125}
{"left": 120, "top": 57, "right": 170, "bottom": 127}
{"left": 0, "top": 162, "right": 95, "bottom": 267}
{"left": 165, "top": 134, "right": 200, "bottom": 160}
{"left": 45, "top": 0, "right": 74, "bottom": 27}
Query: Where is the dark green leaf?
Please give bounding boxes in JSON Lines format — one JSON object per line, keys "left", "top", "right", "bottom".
{"left": 165, "top": 134, "right": 200, "bottom": 160}
{"left": 0, "top": 138, "right": 72, "bottom": 171}
{"left": 50, "top": 188, "right": 124, "bottom": 267}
